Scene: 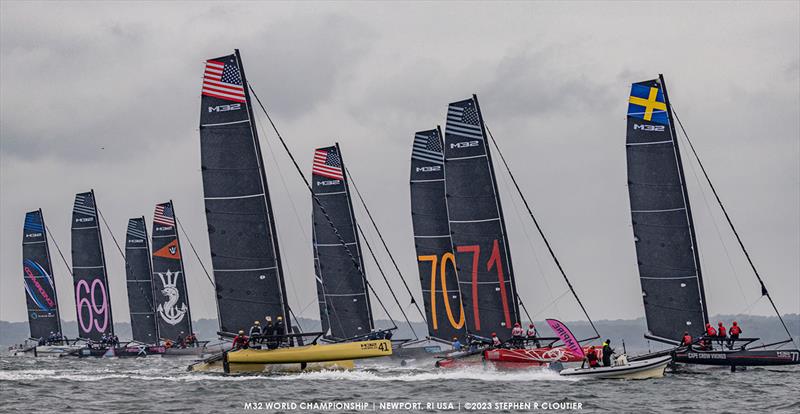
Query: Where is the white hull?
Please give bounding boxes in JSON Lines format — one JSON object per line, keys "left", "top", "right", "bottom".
{"left": 10, "top": 344, "right": 84, "bottom": 357}
{"left": 559, "top": 355, "right": 671, "bottom": 380}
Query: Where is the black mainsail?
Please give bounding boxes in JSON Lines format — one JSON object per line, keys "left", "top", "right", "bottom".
{"left": 312, "top": 144, "right": 374, "bottom": 340}
{"left": 443, "top": 96, "right": 520, "bottom": 340}
{"left": 71, "top": 190, "right": 114, "bottom": 340}
{"left": 198, "top": 51, "right": 291, "bottom": 336}
{"left": 22, "top": 209, "right": 62, "bottom": 339}
{"left": 151, "top": 201, "right": 193, "bottom": 340}
{"left": 125, "top": 217, "right": 158, "bottom": 344}
{"left": 410, "top": 127, "right": 466, "bottom": 341}
{"left": 625, "top": 77, "right": 708, "bottom": 342}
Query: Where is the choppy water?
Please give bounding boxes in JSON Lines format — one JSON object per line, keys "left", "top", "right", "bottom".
{"left": 1, "top": 356, "right": 798, "bottom": 413}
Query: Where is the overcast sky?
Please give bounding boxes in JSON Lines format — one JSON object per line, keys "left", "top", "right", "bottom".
{"left": 1, "top": 2, "right": 798, "bottom": 329}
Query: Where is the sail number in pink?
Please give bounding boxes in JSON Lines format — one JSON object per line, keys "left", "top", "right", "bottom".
{"left": 76, "top": 279, "right": 109, "bottom": 334}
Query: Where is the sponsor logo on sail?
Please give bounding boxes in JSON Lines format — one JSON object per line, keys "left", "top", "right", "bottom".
{"left": 76, "top": 217, "right": 94, "bottom": 223}
{"left": 450, "top": 140, "right": 479, "bottom": 149}
{"left": 317, "top": 180, "right": 341, "bottom": 186}
{"left": 416, "top": 166, "right": 441, "bottom": 172}
{"left": 633, "top": 124, "right": 665, "bottom": 132}
{"left": 156, "top": 270, "right": 187, "bottom": 325}
{"left": 154, "top": 239, "right": 181, "bottom": 259}
{"left": 25, "top": 232, "right": 43, "bottom": 238}
{"left": 23, "top": 259, "right": 56, "bottom": 310}
{"left": 208, "top": 103, "right": 241, "bottom": 113}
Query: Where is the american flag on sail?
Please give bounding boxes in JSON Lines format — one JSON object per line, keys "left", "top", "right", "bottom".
{"left": 202, "top": 56, "right": 246, "bottom": 103}
{"left": 73, "top": 192, "right": 96, "bottom": 217}
{"left": 312, "top": 148, "right": 344, "bottom": 180}
{"left": 412, "top": 130, "right": 444, "bottom": 165}
{"left": 154, "top": 203, "right": 175, "bottom": 227}
{"left": 446, "top": 99, "right": 483, "bottom": 140}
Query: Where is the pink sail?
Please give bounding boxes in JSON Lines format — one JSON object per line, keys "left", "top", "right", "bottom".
{"left": 546, "top": 319, "right": 585, "bottom": 359}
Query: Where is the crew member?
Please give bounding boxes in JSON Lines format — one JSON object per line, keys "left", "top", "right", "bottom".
{"left": 185, "top": 332, "right": 197, "bottom": 347}
{"left": 231, "top": 330, "right": 249, "bottom": 350}
{"left": 164, "top": 339, "right": 174, "bottom": 349}
{"left": 249, "top": 320, "right": 262, "bottom": 342}
{"left": 582, "top": 346, "right": 600, "bottom": 368}
{"left": 491, "top": 332, "right": 502, "bottom": 347}
{"left": 716, "top": 322, "right": 727, "bottom": 346}
{"left": 274, "top": 316, "right": 286, "bottom": 348}
{"left": 601, "top": 339, "right": 614, "bottom": 367}
{"left": 728, "top": 321, "right": 742, "bottom": 349}
{"left": 526, "top": 323, "right": 540, "bottom": 348}
{"left": 451, "top": 336, "right": 462, "bottom": 351}
{"left": 177, "top": 332, "right": 186, "bottom": 349}
{"left": 511, "top": 322, "right": 524, "bottom": 348}
{"left": 705, "top": 323, "right": 717, "bottom": 337}
{"left": 680, "top": 331, "right": 692, "bottom": 350}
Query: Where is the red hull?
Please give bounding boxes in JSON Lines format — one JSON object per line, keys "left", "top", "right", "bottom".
{"left": 436, "top": 345, "right": 601, "bottom": 369}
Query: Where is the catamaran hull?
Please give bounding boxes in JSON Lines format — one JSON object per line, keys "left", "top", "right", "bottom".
{"left": 190, "top": 359, "right": 355, "bottom": 373}
{"left": 673, "top": 349, "right": 800, "bottom": 366}
{"left": 560, "top": 355, "right": 671, "bottom": 380}
{"left": 484, "top": 345, "right": 600, "bottom": 365}
{"left": 10, "top": 345, "right": 84, "bottom": 357}
{"left": 76, "top": 346, "right": 166, "bottom": 358}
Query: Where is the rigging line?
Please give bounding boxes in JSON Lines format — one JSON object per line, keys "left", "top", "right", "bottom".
{"left": 496, "top": 161, "right": 560, "bottom": 321}
{"left": 344, "top": 166, "right": 427, "bottom": 322}
{"left": 254, "top": 113, "right": 308, "bottom": 323}
{"left": 44, "top": 224, "right": 73, "bottom": 277}
{"left": 681, "top": 133, "right": 748, "bottom": 304}
{"left": 672, "top": 106, "right": 796, "bottom": 347}
{"left": 356, "top": 221, "right": 419, "bottom": 339}
{"left": 484, "top": 125, "right": 600, "bottom": 338}
{"left": 175, "top": 216, "right": 215, "bottom": 289}
{"left": 248, "top": 83, "right": 398, "bottom": 331}
{"left": 532, "top": 289, "right": 571, "bottom": 320}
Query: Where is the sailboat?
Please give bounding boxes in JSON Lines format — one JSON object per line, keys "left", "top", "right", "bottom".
{"left": 625, "top": 75, "right": 800, "bottom": 369}
{"left": 122, "top": 217, "right": 167, "bottom": 356}
{"left": 189, "top": 50, "right": 390, "bottom": 373}
{"left": 14, "top": 210, "right": 82, "bottom": 357}
{"left": 149, "top": 201, "right": 209, "bottom": 356}
{"left": 428, "top": 95, "right": 599, "bottom": 368}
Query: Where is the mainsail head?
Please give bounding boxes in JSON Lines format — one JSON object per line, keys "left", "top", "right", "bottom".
{"left": 409, "top": 127, "right": 466, "bottom": 340}
{"left": 198, "top": 51, "right": 291, "bottom": 336}
{"left": 443, "top": 96, "right": 520, "bottom": 340}
{"left": 625, "top": 77, "right": 708, "bottom": 342}
{"left": 312, "top": 144, "right": 374, "bottom": 340}
{"left": 22, "top": 209, "right": 62, "bottom": 339}
{"left": 71, "top": 190, "right": 114, "bottom": 340}
{"left": 125, "top": 217, "right": 159, "bottom": 344}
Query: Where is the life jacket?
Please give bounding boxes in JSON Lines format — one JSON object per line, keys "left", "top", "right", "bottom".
{"left": 717, "top": 326, "right": 726, "bottom": 337}
{"left": 682, "top": 334, "right": 692, "bottom": 345}
{"left": 492, "top": 337, "right": 501, "bottom": 346}
{"left": 526, "top": 328, "right": 536, "bottom": 337}
{"left": 587, "top": 351, "right": 599, "bottom": 367}
{"left": 730, "top": 325, "right": 741, "bottom": 335}
{"left": 511, "top": 327, "right": 524, "bottom": 336}
{"left": 706, "top": 326, "right": 717, "bottom": 336}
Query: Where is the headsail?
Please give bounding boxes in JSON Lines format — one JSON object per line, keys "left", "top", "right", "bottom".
{"left": 625, "top": 77, "right": 708, "bottom": 342}
{"left": 125, "top": 217, "right": 158, "bottom": 344}
{"left": 409, "top": 127, "right": 466, "bottom": 341}
{"left": 71, "top": 190, "right": 114, "bottom": 340}
{"left": 443, "top": 96, "right": 520, "bottom": 340}
{"left": 151, "top": 201, "right": 193, "bottom": 340}
{"left": 312, "top": 144, "right": 374, "bottom": 339}
{"left": 22, "top": 209, "right": 62, "bottom": 339}
{"left": 198, "top": 51, "right": 291, "bottom": 336}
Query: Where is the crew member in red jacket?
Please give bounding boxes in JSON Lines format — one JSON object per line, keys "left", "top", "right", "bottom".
{"left": 728, "top": 321, "right": 742, "bottom": 349}
{"left": 681, "top": 331, "right": 693, "bottom": 350}
{"left": 231, "top": 330, "right": 249, "bottom": 350}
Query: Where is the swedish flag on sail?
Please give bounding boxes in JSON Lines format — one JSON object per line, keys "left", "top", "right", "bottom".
{"left": 628, "top": 83, "right": 669, "bottom": 125}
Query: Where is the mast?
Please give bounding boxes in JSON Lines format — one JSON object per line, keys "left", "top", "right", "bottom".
{"left": 625, "top": 78, "right": 707, "bottom": 343}
{"left": 235, "top": 50, "right": 292, "bottom": 331}
{"left": 22, "top": 209, "right": 62, "bottom": 339}
{"left": 125, "top": 217, "right": 159, "bottom": 344}
{"left": 71, "top": 190, "right": 114, "bottom": 340}
{"left": 198, "top": 50, "right": 290, "bottom": 336}
{"left": 409, "top": 127, "right": 467, "bottom": 341}
{"left": 659, "top": 74, "right": 710, "bottom": 322}
{"left": 443, "top": 96, "right": 520, "bottom": 340}
{"left": 151, "top": 201, "right": 193, "bottom": 340}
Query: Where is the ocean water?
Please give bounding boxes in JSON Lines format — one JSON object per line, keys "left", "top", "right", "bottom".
{"left": 0, "top": 356, "right": 798, "bottom": 413}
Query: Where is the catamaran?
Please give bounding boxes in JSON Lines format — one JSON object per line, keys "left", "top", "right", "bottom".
{"left": 188, "top": 50, "right": 391, "bottom": 373}
{"left": 425, "top": 96, "right": 600, "bottom": 369}
{"left": 624, "top": 75, "right": 799, "bottom": 370}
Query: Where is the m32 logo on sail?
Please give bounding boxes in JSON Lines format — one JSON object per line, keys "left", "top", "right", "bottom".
{"left": 208, "top": 103, "right": 241, "bottom": 113}
{"left": 450, "top": 140, "right": 479, "bottom": 149}
{"left": 416, "top": 166, "right": 441, "bottom": 173}
{"left": 317, "top": 180, "right": 340, "bottom": 186}
{"left": 633, "top": 124, "right": 665, "bottom": 132}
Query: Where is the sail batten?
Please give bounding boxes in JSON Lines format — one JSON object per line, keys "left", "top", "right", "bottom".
{"left": 443, "top": 96, "right": 520, "bottom": 339}
{"left": 71, "top": 190, "right": 114, "bottom": 340}
{"left": 410, "top": 127, "right": 466, "bottom": 340}
{"left": 625, "top": 77, "right": 707, "bottom": 342}
{"left": 198, "top": 51, "right": 291, "bottom": 336}
{"left": 312, "top": 144, "right": 374, "bottom": 340}
{"left": 125, "top": 217, "right": 158, "bottom": 344}
{"left": 22, "top": 209, "right": 62, "bottom": 339}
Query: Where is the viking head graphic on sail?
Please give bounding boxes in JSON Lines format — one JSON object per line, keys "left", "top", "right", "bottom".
{"left": 156, "top": 270, "right": 187, "bottom": 325}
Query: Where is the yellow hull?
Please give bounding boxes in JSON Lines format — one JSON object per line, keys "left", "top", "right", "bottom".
{"left": 228, "top": 339, "right": 392, "bottom": 364}
{"left": 189, "top": 359, "right": 355, "bottom": 373}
